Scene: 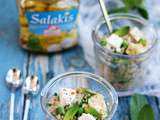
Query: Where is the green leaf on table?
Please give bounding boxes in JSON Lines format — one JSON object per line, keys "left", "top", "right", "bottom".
{"left": 137, "top": 6, "right": 149, "bottom": 19}
{"left": 122, "top": 0, "right": 144, "bottom": 8}
{"left": 109, "top": 7, "right": 128, "bottom": 14}
{"left": 113, "top": 26, "right": 130, "bottom": 37}
{"left": 138, "top": 104, "right": 155, "bottom": 120}
{"left": 120, "top": 0, "right": 149, "bottom": 19}
{"left": 130, "top": 94, "right": 148, "bottom": 120}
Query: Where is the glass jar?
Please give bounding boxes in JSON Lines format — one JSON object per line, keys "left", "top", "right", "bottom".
{"left": 41, "top": 72, "right": 118, "bottom": 120}
{"left": 92, "top": 14, "right": 157, "bottom": 91}
{"left": 16, "top": 0, "right": 79, "bottom": 53}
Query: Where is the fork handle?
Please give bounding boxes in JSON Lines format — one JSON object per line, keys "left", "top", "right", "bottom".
{"left": 9, "top": 92, "right": 15, "bottom": 120}
{"left": 23, "top": 98, "right": 30, "bottom": 120}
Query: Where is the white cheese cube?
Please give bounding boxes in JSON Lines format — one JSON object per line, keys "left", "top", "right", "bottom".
{"left": 107, "top": 34, "right": 123, "bottom": 49}
{"left": 59, "top": 88, "right": 77, "bottom": 106}
{"left": 78, "top": 113, "right": 96, "bottom": 120}
{"left": 48, "top": 44, "right": 61, "bottom": 52}
{"left": 129, "top": 27, "right": 144, "bottom": 42}
{"left": 88, "top": 94, "right": 107, "bottom": 118}
{"left": 57, "top": 1, "right": 70, "bottom": 8}
{"left": 126, "top": 43, "right": 147, "bottom": 55}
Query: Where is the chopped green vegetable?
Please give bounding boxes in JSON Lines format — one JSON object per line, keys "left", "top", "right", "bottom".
{"left": 139, "top": 38, "right": 147, "bottom": 46}
{"left": 78, "top": 88, "right": 96, "bottom": 96}
{"left": 84, "top": 106, "right": 100, "bottom": 119}
{"left": 77, "top": 107, "right": 84, "bottom": 115}
{"left": 82, "top": 97, "right": 88, "bottom": 104}
{"left": 130, "top": 94, "right": 148, "bottom": 120}
{"left": 138, "top": 104, "right": 155, "bottom": 120}
{"left": 46, "top": 103, "right": 52, "bottom": 107}
{"left": 64, "top": 104, "right": 79, "bottom": 120}
{"left": 56, "top": 105, "right": 65, "bottom": 115}
{"left": 111, "top": 58, "right": 131, "bottom": 65}
{"left": 113, "top": 26, "right": 130, "bottom": 37}
{"left": 121, "top": 40, "right": 129, "bottom": 49}
{"left": 78, "top": 100, "right": 83, "bottom": 107}
{"left": 54, "top": 93, "right": 58, "bottom": 96}
{"left": 99, "top": 38, "right": 107, "bottom": 46}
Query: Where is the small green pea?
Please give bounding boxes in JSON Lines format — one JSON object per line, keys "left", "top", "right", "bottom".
{"left": 139, "top": 38, "right": 147, "bottom": 46}
{"left": 99, "top": 38, "right": 107, "bottom": 46}
{"left": 121, "top": 40, "right": 129, "bottom": 49}
{"left": 56, "top": 105, "right": 65, "bottom": 115}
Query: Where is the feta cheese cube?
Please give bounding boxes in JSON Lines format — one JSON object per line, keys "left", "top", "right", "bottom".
{"left": 78, "top": 113, "right": 96, "bottom": 120}
{"left": 59, "top": 88, "right": 77, "bottom": 106}
{"left": 88, "top": 94, "right": 107, "bottom": 118}
{"left": 126, "top": 43, "right": 146, "bottom": 55}
{"left": 129, "top": 27, "right": 144, "bottom": 42}
{"left": 107, "top": 34, "right": 123, "bottom": 49}
{"left": 57, "top": 1, "right": 70, "bottom": 8}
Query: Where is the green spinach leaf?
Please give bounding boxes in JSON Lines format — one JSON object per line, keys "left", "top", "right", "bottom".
{"left": 138, "top": 104, "right": 155, "bottom": 120}
{"left": 110, "top": 0, "right": 149, "bottom": 19}
{"left": 130, "top": 94, "right": 148, "bottom": 120}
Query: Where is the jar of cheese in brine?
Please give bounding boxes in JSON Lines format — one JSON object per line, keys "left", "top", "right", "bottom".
{"left": 17, "top": 0, "right": 79, "bottom": 53}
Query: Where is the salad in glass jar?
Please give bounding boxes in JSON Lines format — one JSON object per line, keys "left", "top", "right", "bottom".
{"left": 93, "top": 14, "right": 157, "bottom": 91}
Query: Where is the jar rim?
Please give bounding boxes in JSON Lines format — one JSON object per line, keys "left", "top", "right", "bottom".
{"left": 40, "top": 71, "right": 118, "bottom": 120}
{"left": 92, "top": 13, "right": 158, "bottom": 59}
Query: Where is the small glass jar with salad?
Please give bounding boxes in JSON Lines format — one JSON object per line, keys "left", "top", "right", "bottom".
{"left": 92, "top": 13, "right": 157, "bottom": 91}
{"left": 16, "top": 0, "right": 79, "bottom": 53}
{"left": 41, "top": 72, "right": 118, "bottom": 120}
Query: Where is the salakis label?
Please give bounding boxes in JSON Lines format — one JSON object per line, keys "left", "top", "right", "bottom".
{"left": 25, "top": 9, "right": 78, "bottom": 35}
{"left": 20, "top": 9, "right": 79, "bottom": 52}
